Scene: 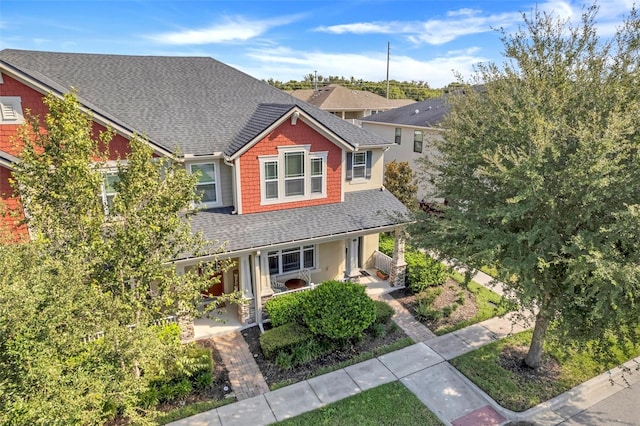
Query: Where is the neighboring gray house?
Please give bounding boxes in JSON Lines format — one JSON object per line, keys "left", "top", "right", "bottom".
{"left": 361, "top": 97, "right": 449, "bottom": 202}
{"left": 0, "top": 49, "right": 412, "bottom": 335}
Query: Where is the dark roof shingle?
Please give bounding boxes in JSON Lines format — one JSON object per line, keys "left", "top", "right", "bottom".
{"left": 188, "top": 188, "right": 411, "bottom": 257}
{"left": 0, "top": 49, "right": 391, "bottom": 156}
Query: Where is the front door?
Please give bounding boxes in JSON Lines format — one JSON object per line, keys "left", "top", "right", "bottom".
{"left": 202, "top": 271, "right": 224, "bottom": 298}
{"left": 345, "top": 237, "right": 360, "bottom": 276}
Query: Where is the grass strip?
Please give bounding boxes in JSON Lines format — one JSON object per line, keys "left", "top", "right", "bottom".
{"left": 450, "top": 330, "right": 640, "bottom": 412}
{"left": 274, "top": 381, "right": 444, "bottom": 425}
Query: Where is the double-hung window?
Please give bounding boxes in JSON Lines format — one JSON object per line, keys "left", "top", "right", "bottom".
{"left": 259, "top": 147, "right": 327, "bottom": 204}
{"left": 413, "top": 130, "right": 423, "bottom": 153}
{"left": 394, "top": 127, "right": 402, "bottom": 144}
{"left": 284, "top": 152, "right": 304, "bottom": 197}
{"left": 189, "top": 162, "right": 221, "bottom": 208}
{"left": 268, "top": 245, "right": 316, "bottom": 275}
{"left": 102, "top": 172, "right": 119, "bottom": 214}
{"left": 264, "top": 161, "right": 278, "bottom": 199}
{"left": 346, "top": 151, "right": 372, "bottom": 181}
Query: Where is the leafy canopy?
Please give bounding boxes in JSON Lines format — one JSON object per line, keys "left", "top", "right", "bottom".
{"left": 1, "top": 91, "right": 241, "bottom": 424}
{"left": 414, "top": 5, "right": 640, "bottom": 367}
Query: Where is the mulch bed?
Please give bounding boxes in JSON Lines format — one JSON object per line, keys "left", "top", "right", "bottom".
{"left": 156, "top": 338, "right": 234, "bottom": 412}
{"left": 242, "top": 322, "right": 409, "bottom": 387}
{"left": 388, "top": 279, "right": 479, "bottom": 332}
{"left": 499, "top": 344, "right": 562, "bottom": 382}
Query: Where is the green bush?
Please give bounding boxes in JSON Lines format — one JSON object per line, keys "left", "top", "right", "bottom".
{"left": 372, "top": 300, "right": 395, "bottom": 325}
{"left": 302, "top": 280, "right": 376, "bottom": 340}
{"left": 193, "top": 370, "right": 213, "bottom": 390}
{"left": 260, "top": 322, "right": 315, "bottom": 359}
{"left": 406, "top": 251, "right": 449, "bottom": 293}
{"left": 265, "top": 291, "right": 309, "bottom": 326}
{"left": 378, "top": 233, "right": 395, "bottom": 256}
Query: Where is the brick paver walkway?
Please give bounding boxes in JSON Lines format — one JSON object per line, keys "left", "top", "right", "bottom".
{"left": 212, "top": 331, "right": 269, "bottom": 400}
{"left": 377, "top": 292, "right": 436, "bottom": 342}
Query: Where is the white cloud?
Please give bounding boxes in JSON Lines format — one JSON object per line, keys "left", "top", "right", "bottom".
{"left": 315, "top": 9, "right": 522, "bottom": 45}
{"left": 241, "top": 46, "right": 487, "bottom": 88}
{"left": 146, "top": 15, "right": 303, "bottom": 45}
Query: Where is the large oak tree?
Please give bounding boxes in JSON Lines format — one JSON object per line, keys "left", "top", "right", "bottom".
{"left": 414, "top": 6, "right": 640, "bottom": 368}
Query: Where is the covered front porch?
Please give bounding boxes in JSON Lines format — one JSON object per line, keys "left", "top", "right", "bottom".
{"left": 191, "top": 237, "right": 406, "bottom": 339}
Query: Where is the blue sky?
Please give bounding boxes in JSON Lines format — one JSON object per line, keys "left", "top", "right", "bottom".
{"left": 0, "top": 0, "right": 634, "bottom": 88}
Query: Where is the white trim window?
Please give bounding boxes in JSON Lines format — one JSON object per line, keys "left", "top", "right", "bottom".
{"left": 101, "top": 172, "right": 119, "bottom": 214}
{"left": 346, "top": 151, "right": 372, "bottom": 181}
{"left": 0, "top": 96, "right": 25, "bottom": 125}
{"left": 268, "top": 245, "right": 316, "bottom": 275}
{"left": 259, "top": 146, "right": 327, "bottom": 204}
{"left": 189, "top": 162, "right": 222, "bottom": 208}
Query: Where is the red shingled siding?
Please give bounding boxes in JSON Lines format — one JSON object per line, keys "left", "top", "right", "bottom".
{"left": 0, "top": 73, "right": 132, "bottom": 160}
{"left": 0, "top": 165, "right": 28, "bottom": 242}
{"left": 239, "top": 119, "right": 342, "bottom": 214}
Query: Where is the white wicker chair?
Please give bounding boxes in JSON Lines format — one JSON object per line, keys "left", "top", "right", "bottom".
{"left": 298, "top": 268, "right": 311, "bottom": 284}
{"left": 270, "top": 277, "right": 287, "bottom": 292}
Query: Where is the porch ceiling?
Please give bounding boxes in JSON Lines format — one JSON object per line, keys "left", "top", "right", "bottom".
{"left": 188, "top": 188, "right": 411, "bottom": 257}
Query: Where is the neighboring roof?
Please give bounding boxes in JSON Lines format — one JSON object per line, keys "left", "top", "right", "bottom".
{"left": 188, "top": 188, "right": 411, "bottom": 257}
{"left": 290, "top": 84, "right": 414, "bottom": 111}
{"left": 0, "top": 49, "right": 390, "bottom": 156}
{"left": 361, "top": 96, "right": 450, "bottom": 128}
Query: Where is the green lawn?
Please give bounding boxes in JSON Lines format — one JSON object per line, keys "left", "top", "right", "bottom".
{"left": 274, "top": 381, "right": 444, "bottom": 426}
{"left": 450, "top": 330, "right": 640, "bottom": 412}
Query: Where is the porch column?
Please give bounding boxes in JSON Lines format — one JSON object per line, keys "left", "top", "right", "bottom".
{"left": 237, "top": 255, "right": 253, "bottom": 325}
{"left": 389, "top": 227, "right": 407, "bottom": 287}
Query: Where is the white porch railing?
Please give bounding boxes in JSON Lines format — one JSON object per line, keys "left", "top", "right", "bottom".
{"left": 374, "top": 250, "right": 392, "bottom": 274}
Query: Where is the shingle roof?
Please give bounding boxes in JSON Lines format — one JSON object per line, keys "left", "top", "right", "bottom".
{"left": 290, "top": 84, "right": 415, "bottom": 111}
{"left": 0, "top": 49, "right": 390, "bottom": 156}
{"left": 188, "top": 188, "right": 411, "bottom": 257}
{"left": 361, "top": 96, "right": 449, "bottom": 128}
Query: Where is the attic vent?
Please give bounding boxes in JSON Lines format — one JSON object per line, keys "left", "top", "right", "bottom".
{"left": 0, "top": 97, "right": 24, "bottom": 124}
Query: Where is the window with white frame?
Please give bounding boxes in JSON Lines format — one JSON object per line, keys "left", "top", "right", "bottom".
{"left": 284, "top": 152, "right": 304, "bottom": 196}
{"left": 259, "top": 147, "right": 327, "bottom": 204}
{"left": 102, "top": 172, "right": 119, "bottom": 214}
{"left": 346, "top": 151, "right": 372, "bottom": 181}
{"left": 189, "top": 162, "right": 221, "bottom": 207}
{"left": 264, "top": 161, "right": 278, "bottom": 199}
{"left": 413, "top": 130, "right": 423, "bottom": 153}
{"left": 268, "top": 245, "right": 315, "bottom": 275}
{"left": 0, "top": 97, "right": 25, "bottom": 125}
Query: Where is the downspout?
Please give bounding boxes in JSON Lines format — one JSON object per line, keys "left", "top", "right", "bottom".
{"left": 223, "top": 157, "right": 238, "bottom": 214}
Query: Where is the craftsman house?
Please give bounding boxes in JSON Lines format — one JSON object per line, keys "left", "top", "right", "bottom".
{"left": 0, "top": 49, "right": 411, "bottom": 330}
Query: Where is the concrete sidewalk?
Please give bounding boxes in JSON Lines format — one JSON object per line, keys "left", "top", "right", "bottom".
{"left": 169, "top": 270, "right": 639, "bottom": 425}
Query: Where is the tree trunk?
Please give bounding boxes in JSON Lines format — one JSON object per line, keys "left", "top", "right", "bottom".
{"left": 524, "top": 310, "right": 551, "bottom": 369}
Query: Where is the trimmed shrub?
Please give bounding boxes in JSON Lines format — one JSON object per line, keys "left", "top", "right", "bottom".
{"left": 406, "top": 251, "right": 449, "bottom": 293}
{"left": 259, "top": 322, "right": 315, "bottom": 359}
{"left": 302, "top": 280, "right": 376, "bottom": 340}
{"left": 264, "top": 291, "right": 309, "bottom": 327}
{"left": 372, "top": 300, "right": 394, "bottom": 325}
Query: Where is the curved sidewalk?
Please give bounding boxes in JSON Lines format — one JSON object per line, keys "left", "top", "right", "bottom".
{"left": 171, "top": 270, "right": 639, "bottom": 426}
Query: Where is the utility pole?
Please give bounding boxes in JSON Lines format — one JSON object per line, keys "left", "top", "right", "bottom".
{"left": 386, "top": 42, "right": 390, "bottom": 99}
{"left": 314, "top": 70, "right": 318, "bottom": 91}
